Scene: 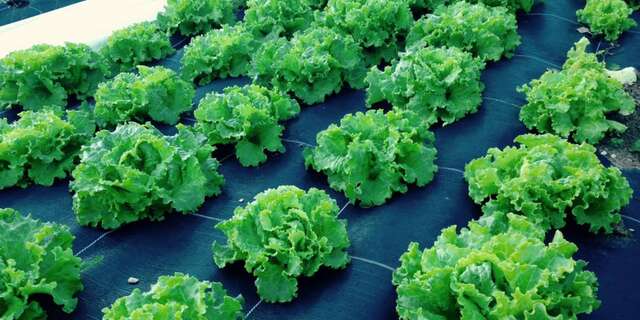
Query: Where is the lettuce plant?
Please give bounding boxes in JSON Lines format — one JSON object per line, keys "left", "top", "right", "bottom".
{"left": 577, "top": 0, "right": 637, "bottom": 42}
{"left": 410, "top": 0, "right": 541, "bottom": 12}
{"left": 71, "top": 123, "right": 224, "bottom": 229}
{"left": 477, "top": 0, "right": 542, "bottom": 11}
{"left": 519, "top": 38, "right": 635, "bottom": 144}
{"left": 0, "top": 43, "right": 108, "bottom": 111}
{"left": 0, "top": 109, "right": 95, "bottom": 190}
{"left": 194, "top": 84, "right": 300, "bottom": 167}
{"left": 94, "top": 66, "right": 195, "bottom": 128}
{"left": 100, "top": 21, "right": 175, "bottom": 72}
{"left": 243, "top": 0, "right": 318, "bottom": 38}
{"left": 407, "top": 2, "right": 521, "bottom": 62}
{"left": 181, "top": 24, "right": 258, "bottom": 85}
{"left": 465, "top": 134, "right": 633, "bottom": 233}
{"left": 319, "top": 0, "right": 414, "bottom": 64}
{"left": 102, "top": 273, "right": 244, "bottom": 319}
{"left": 213, "top": 186, "right": 350, "bottom": 302}
{"left": 393, "top": 212, "right": 601, "bottom": 320}
{"left": 304, "top": 110, "right": 438, "bottom": 207}
{"left": 0, "top": 208, "right": 83, "bottom": 319}
{"left": 366, "top": 46, "right": 485, "bottom": 127}
{"left": 633, "top": 139, "right": 640, "bottom": 153}
{"left": 157, "top": 0, "right": 237, "bottom": 36}
{"left": 251, "top": 26, "right": 367, "bottom": 105}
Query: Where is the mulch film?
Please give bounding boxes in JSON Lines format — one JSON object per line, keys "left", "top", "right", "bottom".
{"left": 1, "top": 1, "right": 639, "bottom": 319}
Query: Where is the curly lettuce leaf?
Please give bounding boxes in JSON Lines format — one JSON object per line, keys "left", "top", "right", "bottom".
{"left": 577, "top": 0, "right": 637, "bottom": 42}
{"left": 0, "top": 43, "right": 108, "bottom": 111}
{"left": 304, "top": 109, "right": 438, "bottom": 207}
{"left": 319, "top": 0, "right": 414, "bottom": 65}
{"left": 366, "top": 46, "right": 485, "bottom": 127}
{"left": 0, "top": 208, "right": 83, "bottom": 319}
{"left": 70, "top": 122, "right": 224, "bottom": 229}
{"left": 633, "top": 139, "right": 640, "bottom": 153}
{"left": 157, "top": 0, "right": 238, "bottom": 36}
{"left": 475, "top": 0, "right": 542, "bottom": 11}
{"left": 100, "top": 21, "right": 175, "bottom": 72}
{"left": 393, "top": 212, "right": 601, "bottom": 319}
{"left": 409, "top": 0, "right": 541, "bottom": 12}
{"left": 194, "top": 84, "right": 300, "bottom": 167}
{"left": 102, "top": 273, "right": 244, "bottom": 320}
{"left": 0, "top": 109, "right": 95, "bottom": 190}
{"left": 626, "top": 0, "right": 640, "bottom": 9}
{"left": 251, "top": 26, "right": 367, "bottom": 105}
{"left": 407, "top": 2, "right": 521, "bottom": 62}
{"left": 243, "top": 0, "right": 318, "bottom": 38}
{"left": 94, "top": 66, "right": 195, "bottom": 128}
{"left": 464, "top": 134, "right": 633, "bottom": 233}
{"left": 519, "top": 38, "right": 636, "bottom": 144}
{"left": 181, "top": 24, "right": 258, "bottom": 85}
{"left": 213, "top": 186, "right": 350, "bottom": 302}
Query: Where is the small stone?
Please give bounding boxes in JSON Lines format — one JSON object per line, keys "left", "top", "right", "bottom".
{"left": 630, "top": 228, "right": 635, "bottom": 232}
{"left": 128, "top": 277, "right": 140, "bottom": 285}
{"left": 600, "top": 150, "right": 608, "bottom": 156}
{"left": 577, "top": 27, "right": 590, "bottom": 34}
{"left": 239, "top": 198, "right": 244, "bottom": 202}
{"left": 611, "top": 154, "right": 617, "bottom": 159}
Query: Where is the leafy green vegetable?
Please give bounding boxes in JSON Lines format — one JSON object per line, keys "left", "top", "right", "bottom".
{"left": 393, "top": 211, "right": 601, "bottom": 320}
{"left": 480, "top": 0, "right": 543, "bottom": 11}
{"left": 577, "top": 0, "right": 637, "bottom": 42}
{"left": 233, "top": 0, "right": 248, "bottom": 8}
{"left": 100, "top": 21, "right": 175, "bottom": 72}
{"left": 609, "top": 137, "right": 625, "bottom": 148}
{"left": 409, "top": 0, "right": 541, "bottom": 12}
{"left": 157, "top": 0, "right": 237, "bottom": 36}
{"left": 70, "top": 122, "right": 224, "bottom": 229}
{"left": 626, "top": 0, "right": 640, "bottom": 9}
{"left": 632, "top": 139, "right": 640, "bottom": 153}
{"left": 0, "top": 208, "right": 83, "bottom": 319}
{"left": 407, "top": 2, "right": 521, "bottom": 62}
{"left": 213, "top": 186, "right": 350, "bottom": 302}
{"left": 243, "top": 0, "right": 318, "bottom": 38}
{"left": 319, "top": 0, "right": 414, "bottom": 65}
{"left": 465, "top": 134, "right": 633, "bottom": 233}
{"left": 181, "top": 24, "right": 258, "bottom": 85}
{"left": 94, "top": 66, "right": 195, "bottom": 128}
{"left": 366, "top": 46, "right": 485, "bottom": 127}
{"left": 0, "top": 109, "right": 95, "bottom": 190}
{"left": 519, "top": 38, "right": 636, "bottom": 144}
{"left": 304, "top": 110, "right": 438, "bottom": 207}
{"left": 0, "top": 43, "right": 108, "bottom": 111}
{"left": 194, "top": 84, "right": 300, "bottom": 167}
{"left": 102, "top": 273, "right": 244, "bottom": 320}
{"left": 251, "top": 26, "right": 367, "bottom": 105}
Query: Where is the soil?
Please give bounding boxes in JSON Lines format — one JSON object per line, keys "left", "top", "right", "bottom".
{"left": 598, "top": 80, "right": 640, "bottom": 170}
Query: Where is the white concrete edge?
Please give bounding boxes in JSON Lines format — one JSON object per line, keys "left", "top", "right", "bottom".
{"left": 0, "top": 0, "right": 167, "bottom": 58}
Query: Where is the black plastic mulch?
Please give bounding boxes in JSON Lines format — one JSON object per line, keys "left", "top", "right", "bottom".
{"left": 0, "top": 1, "right": 639, "bottom": 319}
{"left": 0, "top": 0, "right": 83, "bottom": 26}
